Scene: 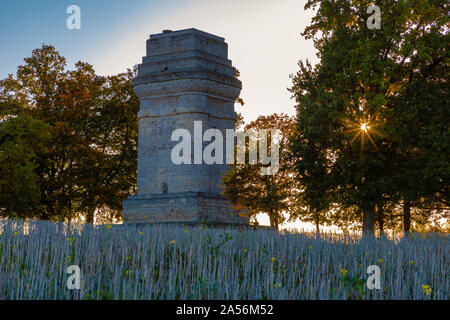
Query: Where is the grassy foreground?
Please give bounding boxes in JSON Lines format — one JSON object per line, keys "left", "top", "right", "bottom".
{"left": 0, "top": 219, "right": 448, "bottom": 300}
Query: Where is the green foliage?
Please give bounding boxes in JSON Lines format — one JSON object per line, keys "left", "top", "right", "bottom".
{"left": 0, "top": 113, "right": 50, "bottom": 218}
{"left": 0, "top": 45, "right": 139, "bottom": 222}
{"left": 201, "top": 233, "right": 234, "bottom": 257}
{"left": 290, "top": 0, "right": 449, "bottom": 234}
{"left": 222, "top": 114, "right": 296, "bottom": 229}
{"left": 340, "top": 269, "right": 366, "bottom": 300}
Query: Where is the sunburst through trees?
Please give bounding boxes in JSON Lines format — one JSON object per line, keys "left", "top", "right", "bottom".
{"left": 344, "top": 111, "right": 385, "bottom": 153}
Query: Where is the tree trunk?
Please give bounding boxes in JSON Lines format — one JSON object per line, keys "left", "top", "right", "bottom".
{"left": 362, "top": 203, "right": 375, "bottom": 236}
{"left": 376, "top": 204, "right": 384, "bottom": 237}
{"left": 270, "top": 219, "right": 278, "bottom": 231}
{"left": 67, "top": 217, "right": 71, "bottom": 234}
{"left": 86, "top": 208, "right": 95, "bottom": 224}
{"left": 315, "top": 218, "right": 320, "bottom": 236}
{"left": 403, "top": 201, "right": 411, "bottom": 236}
{"left": 269, "top": 212, "right": 279, "bottom": 231}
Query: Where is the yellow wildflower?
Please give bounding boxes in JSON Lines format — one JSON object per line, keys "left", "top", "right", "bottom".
{"left": 378, "top": 258, "right": 384, "bottom": 263}
{"left": 271, "top": 257, "right": 276, "bottom": 262}
{"left": 421, "top": 284, "right": 432, "bottom": 295}
{"left": 340, "top": 269, "right": 348, "bottom": 276}
{"left": 274, "top": 283, "right": 281, "bottom": 288}
{"left": 170, "top": 240, "right": 175, "bottom": 245}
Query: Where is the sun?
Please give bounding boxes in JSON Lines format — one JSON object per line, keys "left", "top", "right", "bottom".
{"left": 344, "top": 114, "right": 385, "bottom": 152}
{"left": 360, "top": 123, "right": 370, "bottom": 132}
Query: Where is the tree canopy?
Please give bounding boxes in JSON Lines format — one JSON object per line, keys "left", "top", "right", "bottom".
{"left": 289, "top": 0, "right": 448, "bottom": 235}
{"left": 0, "top": 45, "right": 139, "bottom": 223}
{"left": 222, "top": 113, "right": 295, "bottom": 230}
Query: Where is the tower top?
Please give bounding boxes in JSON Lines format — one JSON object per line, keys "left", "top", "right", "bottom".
{"left": 132, "top": 28, "right": 241, "bottom": 98}
{"left": 143, "top": 28, "right": 228, "bottom": 60}
{"left": 152, "top": 28, "right": 225, "bottom": 42}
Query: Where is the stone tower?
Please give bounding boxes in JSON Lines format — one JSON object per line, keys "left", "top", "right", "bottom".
{"left": 123, "top": 28, "right": 249, "bottom": 225}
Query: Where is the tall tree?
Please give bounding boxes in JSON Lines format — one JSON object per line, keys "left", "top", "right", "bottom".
{"left": 222, "top": 114, "right": 295, "bottom": 230}
{"left": 290, "top": 0, "right": 448, "bottom": 235}
{"left": 0, "top": 110, "right": 50, "bottom": 218}
{"left": 0, "top": 45, "right": 139, "bottom": 222}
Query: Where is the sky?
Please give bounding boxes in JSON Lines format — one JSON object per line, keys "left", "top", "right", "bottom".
{"left": 0, "top": 0, "right": 323, "bottom": 231}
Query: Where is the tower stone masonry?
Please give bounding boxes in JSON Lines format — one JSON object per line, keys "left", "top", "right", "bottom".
{"left": 123, "top": 28, "right": 249, "bottom": 225}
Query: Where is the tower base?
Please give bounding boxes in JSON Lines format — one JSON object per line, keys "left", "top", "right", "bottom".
{"left": 123, "top": 192, "right": 249, "bottom": 225}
